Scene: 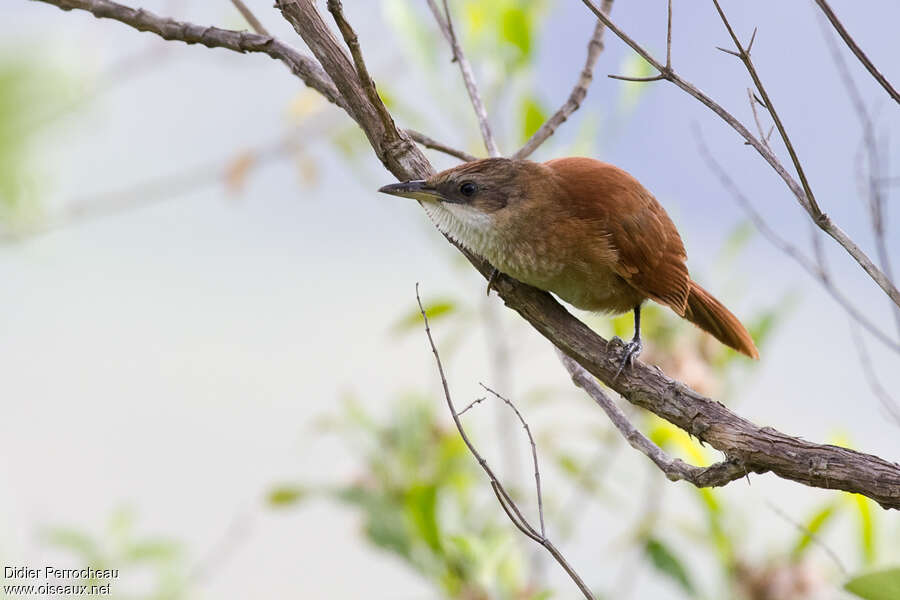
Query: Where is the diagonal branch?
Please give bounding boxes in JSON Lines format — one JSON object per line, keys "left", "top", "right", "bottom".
{"left": 694, "top": 127, "right": 900, "bottom": 354}
{"left": 326, "top": 0, "right": 401, "bottom": 146}
{"left": 425, "top": 0, "right": 500, "bottom": 157}
{"left": 513, "top": 0, "right": 614, "bottom": 160}
{"left": 813, "top": 0, "right": 899, "bottom": 105}
{"left": 816, "top": 10, "right": 900, "bottom": 341}
{"left": 710, "top": 0, "right": 821, "bottom": 217}
{"left": 34, "top": 0, "right": 348, "bottom": 110}
{"left": 275, "top": 0, "right": 432, "bottom": 178}
{"left": 558, "top": 352, "right": 750, "bottom": 487}
{"left": 579, "top": 0, "right": 900, "bottom": 316}
{"left": 36, "top": 0, "right": 900, "bottom": 511}
{"left": 229, "top": 0, "right": 269, "bottom": 36}
{"left": 405, "top": 129, "right": 478, "bottom": 162}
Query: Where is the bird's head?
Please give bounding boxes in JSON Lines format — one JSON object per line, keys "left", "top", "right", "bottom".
{"left": 378, "top": 158, "right": 542, "bottom": 216}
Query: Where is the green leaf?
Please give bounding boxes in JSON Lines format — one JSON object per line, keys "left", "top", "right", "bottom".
{"left": 845, "top": 568, "right": 900, "bottom": 600}
{"left": 406, "top": 483, "right": 443, "bottom": 554}
{"left": 644, "top": 537, "right": 696, "bottom": 596}
{"left": 500, "top": 6, "right": 532, "bottom": 62}
{"left": 267, "top": 485, "right": 307, "bottom": 507}
{"left": 520, "top": 95, "right": 547, "bottom": 142}
{"left": 42, "top": 528, "right": 98, "bottom": 559}
{"left": 124, "top": 539, "right": 180, "bottom": 562}
{"left": 391, "top": 299, "right": 457, "bottom": 333}
{"left": 790, "top": 501, "right": 839, "bottom": 559}
{"left": 853, "top": 494, "right": 876, "bottom": 565}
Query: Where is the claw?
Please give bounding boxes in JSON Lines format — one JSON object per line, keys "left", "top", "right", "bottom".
{"left": 613, "top": 337, "right": 643, "bottom": 381}
{"left": 486, "top": 268, "right": 500, "bottom": 296}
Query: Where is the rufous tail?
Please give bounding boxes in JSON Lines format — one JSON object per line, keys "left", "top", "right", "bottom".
{"left": 683, "top": 280, "right": 759, "bottom": 359}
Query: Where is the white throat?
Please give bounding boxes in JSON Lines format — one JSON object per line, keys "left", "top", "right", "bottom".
{"left": 423, "top": 201, "right": 499, "bottom": 259}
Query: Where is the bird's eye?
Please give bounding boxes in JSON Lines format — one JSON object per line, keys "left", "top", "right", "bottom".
{"left": 459, "top": 182, "right": 478, "bottom": 197}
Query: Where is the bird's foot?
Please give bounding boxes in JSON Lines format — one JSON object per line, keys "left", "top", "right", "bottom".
{"left": 486, "top": 268, "right": 500, "bottom": 296}
{"left": 613, "top": 337, "right": 643, "bottom": 381}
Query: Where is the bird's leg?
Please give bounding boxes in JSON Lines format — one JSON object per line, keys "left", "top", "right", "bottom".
{"left": 485, "top": 267, "right": 500, "bottom": 296}
{"left": 613, "top": 304, "right": 643, "bottom": 380}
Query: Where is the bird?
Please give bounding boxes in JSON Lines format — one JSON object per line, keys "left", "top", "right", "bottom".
{"left": 379, "top": 157, "right": 759, "bottom": 374}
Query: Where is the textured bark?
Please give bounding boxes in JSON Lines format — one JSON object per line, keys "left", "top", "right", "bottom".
{"left": 32, "top": 0, "right": 900, "bottom": 509}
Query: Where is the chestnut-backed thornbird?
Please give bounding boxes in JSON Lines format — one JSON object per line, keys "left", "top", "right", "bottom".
{"left": 379, "top": 157, "right": 759, "bottom": 373}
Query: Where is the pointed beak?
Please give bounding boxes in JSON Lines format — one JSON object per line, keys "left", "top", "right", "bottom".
{"left": 378, "top": 180, "right": 441, "bottom": 200}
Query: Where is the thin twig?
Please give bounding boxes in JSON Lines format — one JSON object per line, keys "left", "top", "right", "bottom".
{"left": 416, "top": 284, "right": 595, "bottom": 600}
{"left": 693, "top": 126, "right": 900, "bottom": 354}
{"left": 813, "top": 0, "right": 899, "bottom": 104}
{"left": 579, "top": 0, "right": 900, "bottom": 310}
{"left": 327, "top": 0, "right": 400, "bottom": 140}
{"left": 425, "top": 0, "right": 500, "bottom": 157}
{"left": 405, "top": 129, "right": 477, "bottom": 162}
{"left": 765, "top": 501, "right": 847, "bottom": 576}
{"left": 557, "top": 351, "right": 751, "bottom": 487}
{"left": 607, "top": 74, "right": 665, "bottom": 82}
{"left": 747, "top": 88, "right": 772, "bottom": 152}
{"left": 849, "top": 323, "right": 900, "bottom": 427}
{"left": 711, "top": 0, "right": 820, "bottom": 218}
{"left": 480, "top": 383, "right": 546, "bottom": 537}
{"left": 816, "top": 10, "right": 900, "bottom": 340}
{"left": 513, "top": 0, "right": 613, "bottom": 159}
{"left": 457, "top": 396, "right": 486, "bottom": 416}
{"left": 229, "top": 0, "right": 269, "bottom": 36}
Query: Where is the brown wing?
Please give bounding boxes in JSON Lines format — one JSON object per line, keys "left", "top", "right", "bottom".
{"left": 545, "top": 158, "right": 691, "bottom": 315}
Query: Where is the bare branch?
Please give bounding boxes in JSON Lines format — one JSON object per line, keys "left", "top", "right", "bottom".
{"left": 813, "top": 0, "right": 900, "bottom": 104}
{"left": 276, "top": 0, "right": 432, "bottom": 177}
{"left": 710, "top": 0, "right": 821, "bottom": 217}
{"left": 513, "top": 0, "right": 614, "bottom": 160}
{"left": 34, "top": 0, "right": 348, "bottom": 109}
{"left": 425, "top": 0, "right": 501, "bottom": 157}
{"left": 229, "top": 0, "right": 269, "bottom": 36}
{"left": 326, "top": 0, "right": 400, "bottom": 144}
{"left": 578, "top": 0, "right": 900, "bottom": 310}
{"left": 558, "top": 352, "right": 750, "bottom": 487}
{"left": 416, "top": 285, "right": 595, "bottom": 600}
{"left": 665, "top": 0, "right": 672, "bottom": 70}
{"left": 816, "top": 11, "right": 900, "bottom": 340}
{"left": 694, "top": 127, "right": 900, "bottom": 354}
{"left": 38, "top": 0, "right": 900, "bottom": 511}
{"left": 480, "top": 383, "right": 546, "bottom": 537}
{"left": 405, "top": 129, "right": 478, "bottom": 162}
{"left": 607, "top": 73, "right": 666, "bottom": 83}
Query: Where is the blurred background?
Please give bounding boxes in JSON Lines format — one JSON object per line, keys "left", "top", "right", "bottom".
{"left": 2, "top": 1, "right": 899, "bottom": 598}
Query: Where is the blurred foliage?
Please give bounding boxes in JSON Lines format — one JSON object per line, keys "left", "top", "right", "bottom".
{"left": 845, "top": 567, "right": 900, "bottom": 600}
{"left": 7, "top": 1, "right": 898, "bottom": 599}
{"left": 0, "top": 57, "right": 58, "bottom": 228}
{"left": 273, "top": 395, "right": 542, "bottom": 599}
{"left": 23, "top": 509, "right": 186, "bottom": 600}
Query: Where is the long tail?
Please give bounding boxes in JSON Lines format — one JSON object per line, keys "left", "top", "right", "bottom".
{"left": 683, "top": 280, "right": 759, "bottom": 359}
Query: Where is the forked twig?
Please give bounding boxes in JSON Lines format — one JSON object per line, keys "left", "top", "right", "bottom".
{"left": 579, "top": 0, "right": 900, "bottom": 310}
{"left": 416, "top": 284, "right": 595, "bottom": 600}
{"left": 557, "top": 351, "right": 750, "bottom": 487}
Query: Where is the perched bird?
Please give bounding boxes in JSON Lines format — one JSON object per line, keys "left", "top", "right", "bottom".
{"left": 379, "top": 157, "right": 759, "bottom": 372}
